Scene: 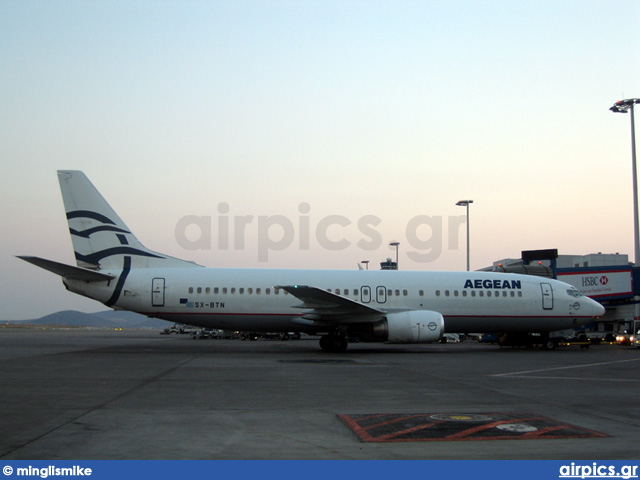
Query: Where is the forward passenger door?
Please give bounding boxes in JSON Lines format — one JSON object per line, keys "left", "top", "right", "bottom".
{"left": 541, "top": 283, "right": 553, "bottom": 310}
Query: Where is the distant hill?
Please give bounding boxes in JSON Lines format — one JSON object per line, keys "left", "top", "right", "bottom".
{"left": 5, "top": 310, "right": 170, "bottom": 329}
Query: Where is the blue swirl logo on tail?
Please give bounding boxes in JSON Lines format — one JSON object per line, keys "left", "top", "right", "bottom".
{"left": 67, "top": 210, "right": 164, "bottom": 265}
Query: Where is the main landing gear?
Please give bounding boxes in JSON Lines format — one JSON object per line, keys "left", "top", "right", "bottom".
{"left": 319, "top": 333, "right": 348, "bottom": 353}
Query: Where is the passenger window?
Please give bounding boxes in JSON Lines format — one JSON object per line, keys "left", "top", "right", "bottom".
{"left": 239, "top": 288, "right": 244, "bottom": 294}
{"left": 256, "top": 288, "right": 261, "bottom": 295}
{"left": 487, "top": 291, "right": 491, "bottom": 297}
{"left": 445, "top": 290, "right": 450, "bottom": 297}
{"left": 336, "top": 289, "right": 341, "bottom": 295}
{"left": 395, "top": 290, "right": 400, "bottom": 296}
{"left": 197, "top": 287, "right": 202, "bottom": 294}
{"left": 205, "top": 287, "right": 210, "bottom": 294}
{"left": 419, "top": 290, "right": 424, "bottom": 296}
{"left": 188, "top": 287, "right": 194, "bottom": 294}
{"left": 403, "top": 290, "right": 408, "bottom": 296}
{"left": 222, "top": 288, "right": 227, "bottom": 294}
{"left": 436, "top": 290, "right": 441, "bottom": 297}
{"left": 214, "top": 287, "right": 219, "bottom": 294}
{"left": 462, "top": 291, "right": 467, "bottom": 297}
{"left": 454, "top": 290, "right": 459, "bottom": 297}
{"left": 231, "top": 288, "right": 236, "bottom": 294}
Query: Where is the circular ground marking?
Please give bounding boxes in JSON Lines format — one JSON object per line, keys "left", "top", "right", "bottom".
{"left": 496, "top": 423, "right": 538, "bottom": 433}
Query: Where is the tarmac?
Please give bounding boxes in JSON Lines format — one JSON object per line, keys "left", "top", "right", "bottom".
{"left": 1, "top": 327, "right": 639, "bottom": 460}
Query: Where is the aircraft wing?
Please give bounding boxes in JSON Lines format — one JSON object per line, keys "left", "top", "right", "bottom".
{"left": 17, "top": 256, "right": 116, "bottom": 282}
{"left": 275, "top": 285, "right": 385, "bottom": 324}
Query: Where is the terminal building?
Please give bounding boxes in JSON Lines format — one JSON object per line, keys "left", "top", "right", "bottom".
{"left": 482, "top": 249, "right": 638, "bottom": 339}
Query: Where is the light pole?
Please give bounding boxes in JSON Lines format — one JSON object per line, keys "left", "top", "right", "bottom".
{"left": 610, "top": 98, "right": 640, "bottom": 327}
{"left": 456, "top": 200, "right": 473, "bottom": 271}
{"left": 389, "top": 242, "right": 400, "bottom": 270}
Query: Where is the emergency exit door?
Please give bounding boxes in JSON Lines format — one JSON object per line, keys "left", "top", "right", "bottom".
{"left": 361, "top": 286, "right": 371, "bottom": 303}
{"left": 152, "top": 278, "right": 165, "bottom": 307}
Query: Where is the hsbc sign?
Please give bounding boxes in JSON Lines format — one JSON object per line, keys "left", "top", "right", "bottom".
{"left": 581, "top": 276, "right": 609, "bottom": 287}
{"left": 558, "top": 270, "right": 632, "bottom": 299}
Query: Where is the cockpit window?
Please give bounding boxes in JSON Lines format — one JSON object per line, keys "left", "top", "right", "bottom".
{"left": 567, "top": 288, "right": 582, "bottom": 298}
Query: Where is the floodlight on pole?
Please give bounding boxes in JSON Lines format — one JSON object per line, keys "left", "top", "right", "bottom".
{"left": 610, "top": 98, "right": 640, "bottom": 326}
{"left": 389, "top": 242, "right": 400, "bottom": 270}
{"left": 610, "top": 99, "right": 640, "bottom": 265}
{"left": 456, "top": 200, "right": 474, "bottom": 271}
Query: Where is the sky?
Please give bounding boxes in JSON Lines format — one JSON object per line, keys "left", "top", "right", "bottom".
{"left": 1, "top": 0, "right": 639, "bottom": 320}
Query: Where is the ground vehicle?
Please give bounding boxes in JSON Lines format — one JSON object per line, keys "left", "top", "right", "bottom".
{"left": 440, "top": 333, "right": 460, "bottom": 343}
{"left": 615, "top": 333, "right": 633, "bottom": 346}
{"left": 478, "top": 333, "right": 499, "bottom": 344}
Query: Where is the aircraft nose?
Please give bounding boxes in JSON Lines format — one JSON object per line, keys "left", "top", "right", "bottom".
{"left": 590, "top": 299, "right": 605, "bottom": 317}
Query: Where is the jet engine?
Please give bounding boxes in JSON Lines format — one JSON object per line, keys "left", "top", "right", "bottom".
{"left": 373, "top": 310, "right": 445, "bottom": 343}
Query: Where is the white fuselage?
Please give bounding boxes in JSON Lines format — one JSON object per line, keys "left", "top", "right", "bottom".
{"left": 66, "top": 268, "right": 604, "bottom": 335}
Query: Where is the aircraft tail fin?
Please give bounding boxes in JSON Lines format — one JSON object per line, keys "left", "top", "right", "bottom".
{"left": 58, "top": 170, "right": 199, "bottom": 270}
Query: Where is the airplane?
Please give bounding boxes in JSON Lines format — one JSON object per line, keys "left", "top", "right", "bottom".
{"left": 18, "top": 171, "right": 605, "bottom": 352}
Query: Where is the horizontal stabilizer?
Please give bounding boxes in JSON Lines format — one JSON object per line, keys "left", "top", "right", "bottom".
{"left": 17, "top": 256, "right": 116, "bottom": 282}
